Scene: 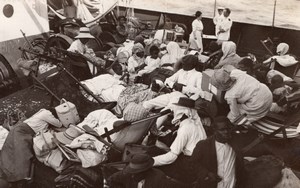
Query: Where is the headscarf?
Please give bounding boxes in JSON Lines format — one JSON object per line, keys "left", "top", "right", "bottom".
{"left": 123, "top": 102, "right": 149, "bottom": 122}
{"left": 220, "top": 41, "right": 237, "bottom": 61}
{"left": 161, "top": 42, "right": 183, "bottom": 66}
{"left": 132, "top": 43, "right": 144, "bottom": 54}
{"left": 276, "top": 43, "right": 289, "bottom": 56}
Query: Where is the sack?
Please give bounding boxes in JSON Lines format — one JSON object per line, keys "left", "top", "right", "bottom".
{"left": 274, "top": 168, "right": 300, "bottom": 188}
{"left": 33, "top": 129, "right": 56, "bottom": 157}
{"left": 77, "top": 149, "right": 106, "bottom": 168}
{"left": 55, "top": 98, "right": 80, "bottom": 127}
{"left": 45, "top": 148, "right": 68, "bottom": 173}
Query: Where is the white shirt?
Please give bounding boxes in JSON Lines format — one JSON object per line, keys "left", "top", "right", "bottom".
{"left": 217, "top": 17, "right": 233, "bottom": 41}
{"left": 164, "top": 69, "right": 203, "bottom": 97}
{"left": 214, "top": 14, "right": 224, "bottom": 35}
{"left": 24, "top": 109, "right": 62, "bottom": 133}
{"left": 215, "top": 141, "right": 236, "bottom": 188}
{"left": 137, "top": 56, "right": 161, "bottom": 76}
{"left": 77, "top": 109, "right": 120, "bottom": 140}
{"left": 67, "top": 39, "right": 95, "bottom": 55}
{"left": 153, "top": 118, "right": 206, "bottom": 166}
{"left": 192, "top": 19, "right": 203, "bottom": 33}
{"left": 127, "top": 56, "right": 145, "bottom": 73}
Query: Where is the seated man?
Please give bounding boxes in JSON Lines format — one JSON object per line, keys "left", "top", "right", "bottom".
{"left": 190, "top": 116, "right": 244, "bottom": 188}
{"left": 152, "top": 98, "right": 207, "bottom": 183}
{"left": 164, "top": 55, "right": 204, "bottom": 99}
{"left": 67, "top": 27, "right": 105, "bottom": 75}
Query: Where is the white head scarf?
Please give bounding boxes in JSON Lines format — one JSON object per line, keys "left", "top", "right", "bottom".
{"left": 221, "top": 41, "right": 237, "bottom": 61}
{"left": 162, "top": 41, "right": 184, "bottom": 65}
{"left": 276, "top": 43, "right": 289, "bottom": 56}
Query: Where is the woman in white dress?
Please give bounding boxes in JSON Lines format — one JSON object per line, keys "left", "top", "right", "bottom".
{"left": 189, "top": 11, "right": 203, "bottom": 53}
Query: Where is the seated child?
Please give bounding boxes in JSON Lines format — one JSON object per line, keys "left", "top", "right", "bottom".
{"left": 137, "top": 45, "right": 161, "bottom": 76}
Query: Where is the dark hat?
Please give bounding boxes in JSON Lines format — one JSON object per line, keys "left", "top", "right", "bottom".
{"left": 173, "top": 97, "right": 200, "bottom": 109}
{"left": 113, "top": 120, "right": 131, "bottom": 129}
{"left": 123, "top": 154, "right": 154, "bottom": 174}
{"left": 182, "top": 55, "right": 198, "bottom": 71}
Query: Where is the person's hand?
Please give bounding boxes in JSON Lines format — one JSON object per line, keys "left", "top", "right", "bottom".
{"left": 205, "top": 172, "right": 222, "bottom": 182}
{"left": 173, "top": 82, "right": 184, "bottom": 92}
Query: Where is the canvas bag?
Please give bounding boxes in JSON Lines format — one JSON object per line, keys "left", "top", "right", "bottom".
{"left": 55, "top": 98, "right": 80, "bottom": 127}
{"left": 33, "top": 129, "right": 56, "bottom": 157}
{"left": 45, "top": 148, "right": 68, "bottom": 173}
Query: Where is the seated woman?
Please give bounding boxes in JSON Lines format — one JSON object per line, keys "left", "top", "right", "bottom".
{"left": 214, "top": 41, "right": 242, "bottom": 69}
{"left": 203, "top": 41, "right": 223, "bottom": 70}
{"left": 269, "top": 75, "right": 293, "bottom": 113}
{"left": 115, "top": 16, "right": 129, "bottom": 43}
{"left": 0, "top": 109, "right": 62, "bottom": 183}
{"left": 80, "top": 63, "right": 126, "bottom": 102}
{"left": 263, "top": 43, "right": 298, "bottom": 77}
{"left": 211, "top": 65, "right": 273, "bottom": 123}
{"left": 160, "top": 42, "right": 184, "bottom": 70}
{"left": 152, "top": 97, "right": 207, "bottom": 183}
{"left": 127, "top": 43, "right": 145, "bottom": 74}
{"left": 164, "top": 55, "right": 204, "bottom": 99}
{"left": 115, "top": 83, "right": 160, "bottom": 116}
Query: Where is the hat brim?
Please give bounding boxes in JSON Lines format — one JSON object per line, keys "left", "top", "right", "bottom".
{"left": 172, "top": 102, "right": 197, "bottom": 109}
{"left": 55, "top": 132, "right": 72, "bottom": 145}
{"left": 123, "top": 158, "right": 154, "bottom": 174}
{"left": 75, "top": 34, "right": 95, "bottom": 39}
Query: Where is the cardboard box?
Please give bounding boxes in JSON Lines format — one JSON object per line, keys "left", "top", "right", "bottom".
{"left": 201, "top": 69, "right": 226, "bottom": 103}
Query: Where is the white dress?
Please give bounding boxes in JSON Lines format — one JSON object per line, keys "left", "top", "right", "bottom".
{"left": 189, "top": 19, "right": 203, "bottom": 52}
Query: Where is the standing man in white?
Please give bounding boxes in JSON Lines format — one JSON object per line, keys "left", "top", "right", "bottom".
{"left": 217, "top": 8, "right": 233, "bottom": 42}
{"left": 213, "top": 7, "right": 224, "bottom": 36}
{"left": 190, "top": 11, "right": 204, "bottom": 53}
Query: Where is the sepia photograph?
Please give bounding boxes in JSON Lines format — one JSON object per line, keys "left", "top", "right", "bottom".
{"left": 0, "top": 0, "right": 300, "bottom": 187}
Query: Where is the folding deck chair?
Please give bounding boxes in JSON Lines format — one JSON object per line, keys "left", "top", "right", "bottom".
{"left": 242, "top": 107, "right": 300, "bottom": 153}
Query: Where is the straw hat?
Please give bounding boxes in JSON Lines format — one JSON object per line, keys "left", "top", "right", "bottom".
{"left": 211, "top": 68, "right": 236, "bottom": 91}
{"left": 75, "top": 27, "right": 94, "bottom": 39}
{"left": 55, "top": 125, "right": 82, "bottom": 145}
{"left": 123, "top": 154, "right": 154, "bottom": 174}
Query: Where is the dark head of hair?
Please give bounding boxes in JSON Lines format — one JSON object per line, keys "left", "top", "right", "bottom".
{"left": 271, "top": 75, "right": 284, "bottom": 85}
{"left": 238, "top": 58, "right": 254, "bottom": 71}
{"left": 112, "top": 62, "right": 123, "bottom": 76}
{"left": 224, "top": 8, "right": 231, "bottom": 16}
{"left": 195, "top": 11, "right": 202, "bottom": 18}
{"left": 212, "top": 116, "right": 231, "bottom": 129}
{"left": 118, "top": 16, "right": 127, "bottom": 22}
{"left": 149, "top": 45, "right": 160, "bottom": 54}
{"left": 209, "top": 41, "right": 221, "bottom": 52}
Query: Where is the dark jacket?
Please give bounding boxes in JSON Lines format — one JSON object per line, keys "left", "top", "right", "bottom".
{"left": 108, "top": 168, "right": 178, "bottom": 188}
{"left": 189, "top": 136, "right": 244, "bottom": 188}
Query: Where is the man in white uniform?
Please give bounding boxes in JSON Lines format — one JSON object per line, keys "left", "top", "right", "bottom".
{"left": 217, "top": 8, "right": 233, "bottom": 42}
